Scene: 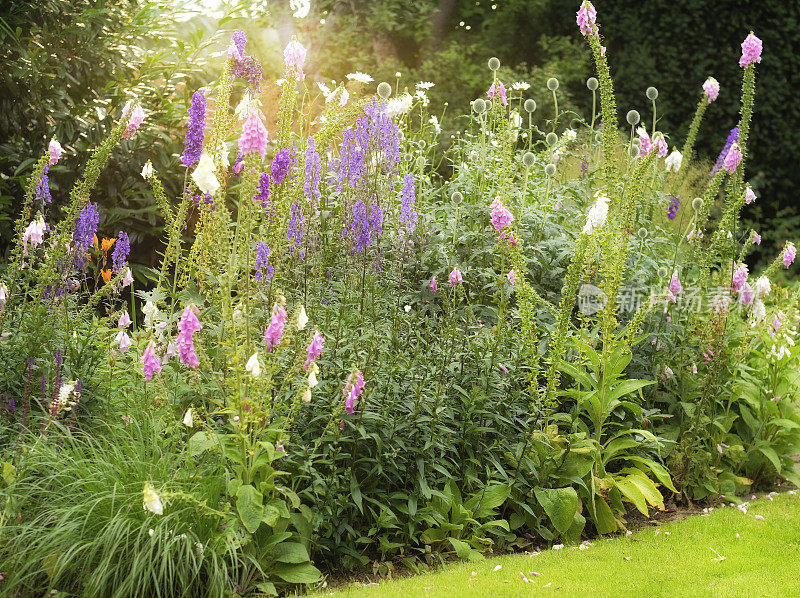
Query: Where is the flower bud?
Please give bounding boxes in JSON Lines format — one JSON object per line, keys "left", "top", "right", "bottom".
{"left": 523, "top": 99, "right": 537, "bottom": 113}
{"left": 547, "top": 78, "right": 559, "bottom": 91}
{"left": 377, "top": 82, "right": 392, "bottom": 99}
{"left": 544, "top": 164, "right": 556, "bottom": 177}
{"left": 586, "top": 77, "right": 599, "bottom": 91}
{"left": 451, "top": 191, "right": 463, "bottom": 204}
{"left": 626, "top": 110, "right": 640, "bottom": 126}
{"left": 473, "top": 98, "right": 486, "bottom": 114}
{"left": 646, "top": 86, "right": 659, "bottom": 100}
{"left": 522, "top": 152, "right": 535, "bottom": 167}
{"left": 637, "top": 227, "right": 648, "bottom": 239}
{"left": 692, "top": 197, "right": 704, "bottom": 211}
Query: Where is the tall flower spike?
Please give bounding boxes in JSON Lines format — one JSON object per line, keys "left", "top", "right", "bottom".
{"left": 48, "top": 138, "right": 63, "bottom": 165}
{"left": 192, "top": 153, "right": 220, "bottom": 196}
{"left": 304, "top": 330, "right": 324, "bottom": 370}
{"left": 449, "top": 267, "right": 463, "bottom": 286}
{"left": 723, "top": 142, "right": 743, "bottom": 172}
{"left": 141, "top": 341, "right": 162, "bottom": 381}
{"left": 122, "top": 102, "right": 145, "bottom": 140}
{"left": 182, "top": 90, "right": 207, "bottom": 167}
{"left": 490, "top": 198, "right": 514, "bottom": 233}
{"left": 703, "top": 77, "right": 719, "bottom": 102}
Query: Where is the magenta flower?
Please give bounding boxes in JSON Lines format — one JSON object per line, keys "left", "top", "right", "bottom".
{"left": 177, "top": 305, "right": 202, "bottom": 369}
{"left": 264, "top": 304, "right": 287, "bottom": 352}
{"left": 669, "top": 271, "right": 682, "bottom": 295}
{"left": 304, "top": 330, "right": 324, "bottom": 370}
{"left": 783, "top": 242, "right": 796, "bottom": 268}
{"left": 739, "top": 33, "right": 762, "bottom": 68}
{"left": 430, "top": 276, "right": 438, "bottom": 293}
{"left": 654, "top": 135, "right": 668, "bottom": 158}
{"left": 487, "top": 81, "right": 508, "bottom": 107}
{"left": 115, "top": 330, "right": 132, "bottom": 354}
{"left": 638, "top": 128, "right": 653, "bottom": 157}
{"left": 283, "top": 37, "right": 307, "bottom": 81}
{"left": 239, "top": 111, "right": 269, "bottom": 158}
{"left": 490, "top": 198, "right": 514, "bottom": 233}
{"left": 731, "top": 263, "right": 749, "bottom": 293}
{"left": 48, "top": 138, "right": 63, "bottom": 165}
{"left": 343, "top": 369, "right": 365, "bottom": 414}
{"left": 22, "top": 216, "right": 45, "bottom": 256}
{"left": 121, "top": 101, "right": 145, "bottom": 140}
{"left": 723, "top": 142, "right": 742, "bottom": 172}
{"left": 449, "top": 267, "right": 463, "bottom": 286}
{"left": 507, "top": 270, "right": 516, "bottom": 285}
{"left": 702, "top": 77, "right": 719, "bottom": 102}
{"left": 745, "top": 187, "right": 756, "bottom": 204}
{"left": 576, "top": 1, "right": 598, "bottom": 36}
{"left": 141, "top": 340, "right": 162, "bottom": 381}
{"left": 753, "top": 232, "right": 761, "bottom": 245}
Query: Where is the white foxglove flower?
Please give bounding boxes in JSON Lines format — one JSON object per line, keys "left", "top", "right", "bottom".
{"left": 191, "top": 153, "right": 220, "bottom": 196}
{"left": 582, "top": 192, "right": 610, "bottom": 235}
{"left": 755, "top": 275, "right": 771, "bottom": 299}
{"left": 121, "top": 267, "right": 134, "bottom": 288}
{"left": 339, "top": 88, "right": 350, "bottom": 106}
{"left": 296, "top": 305, "right": 308, "bottom": 330}
{"left": 290, "top": 0, "right": 310, "bottom": 18}
{"left": 664, "top": 150, "right": 683, "bottom": 172}
{"left": 301, "top": 387, "right": 312, "bottom": 402}
{"left": 751, "top": 298, "right": 766, "bottom": 325}
{"left": 58, "top": 381, "right": 76, "bottom": 408}
{"left": 143, "top": 483, "right": 164, "bottom": 515}
{"left": 142, "top": 301, "right": 158, "bottom": 330}
{"left": 141, "top": 160, "right": 153, "bottom": 179}
{"left": 308, "top": 363, "right": 319, "bottom": 388}
{"left": 245, "top": 352, "right": 261, "bottom": 377}
{"left": 182, "top": 408, "right": 193, "bottom": 428}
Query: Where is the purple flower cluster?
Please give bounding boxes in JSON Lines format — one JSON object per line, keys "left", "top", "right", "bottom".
{"left": 36, "top": 166, "right": 52, "bottom": 204}
{"left": 182, "top": 90, "right": 207, "bottom": 167}
{"left": 711, "top": 127, "right": 739, "bottom": 176}
{"left": 112, "top": 231, "right": 130, "bottom": 271}
{"left": 304, "top": 136, "right": 322, "bottom": 208}
{"left": 253, "top": 172, "right": 273, "bottom": 211}
{"left": 399, "top": 174, "right": 417, "bottom": 235}
{"left": 667, "top": 195, "right": 681, "bottom": 220}
{"left": 190, "top": 191, "right": 215, "bottom": 212}
{"left": 229, "top": 30, "right": 263, "bottom": 90}
{"left": 346, "top": 198, "right": 384, "bottom": 253}
{"left": 336, "top": 100, "right": 400, "bottom": 192}
{"left": 287, "top": 200, "right": 306, "bottom": 258}
{"left": 73, "top": 203, "right": 99, "bottom": 269}
{"left": 254, "top": 241, "right": 273, "bottom": 282}
{"left": 271, "top": 147, "right": 295, "bottom": 184}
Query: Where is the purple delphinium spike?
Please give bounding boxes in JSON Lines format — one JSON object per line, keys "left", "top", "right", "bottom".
{"left": 271, "top": 148, "right": 294, "bottom": 184}
{"left": 303, "top": 137, "right": 322, "bottom": 209}
{"left": 667, "top": 195, "right": 680, "bottom": 220}
{"left": 73, "top": 203, "right": 99, "bottom": 269}
{"left": 711, "top": 127, "right": 739, "bottom": 176}
{"left": 182, "top": 90, "right": 207, "bottom": 167}
{"left": 36, "top": 166, "right": 52, "bottom": 204}
{"left": 111, "top": 231, "right": 130, "bottom": 272}
{"left": 287, "top": 201, "right": 305, "bottom": 258}
{"left": 399, "top": 174, "right": 417, "bottom": 235}
{"left": 254, "top": 241, "right": 273, "bottom": 282}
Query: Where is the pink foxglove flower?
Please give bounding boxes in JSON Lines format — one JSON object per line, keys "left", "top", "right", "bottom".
{"left": 738, "top": 283, "right": 754, "bottom": 306}
{"left": 783, "top": 242, "right": 796, "bottom": 268}
{"left": 576, "top": 1, "right": 598, "bottom": 36}
{"left": 654, "top": 134, "right": 668, "bottom": 158}
{"left": 507, "top": 270, "right": 516, "bottom": 285}
{"left": 490, "top": 198, "right": 514, "bottom": 233}
{"left": 723, "top": 142, "right": 743, "bottom": 172}
{"left": 304, "top": 330, "right": 324, "bottom": 370}
{"left": 115, "top": 330, "right": 132, "bottom": 354}
{"left": 239, "top": 111, "right": 269, "bottom": 158}
{"left": 744, "top": 186, "right": 756, "bottom": 204}
{"left": 122, "top": 101, "right": 145, "bottom": 140}
{"left": 48, "top": 138, "right": 63, "bottom": 165}
{"left": 343, "top": 369, "right": 365, "bottom": 414}
{"left": 449, "top": 267, "right": 463, "bottom": 286}
{"left": 637, "top": 127, "right": 653, "bottom": 157}
{"left": 731, "top": 263, "right": 749, "bottom": 293}
{"left": 669, "top": 271, "right": 682, "bottom": 295}
{"left": 177, "top": 305, "right": 202, "bottom": 369}
{"left": 283, "top": 37, "right": 307, "bottom": 81}
{"left": 122, "top": 267, "right": 134, "bottom": 288}
{"left": 0, "top": 283, "right": 7, "bottom": 313}
{"left": 753, "top": 232, "right": 761, "bottom": 245}
{"left": 141, "top": 340, "right": 162, "bottom": 381}
{"left": 264, "top": 303, "right": 288, "bottom": 352}
{"left": 487, "top": 81, "right": 508, "bottom": 107}
{"left": 702, "top": 77, "right": 719, "bottom": 102}
{"left": 22, "top": 215, "right": 45, "bottom": 256}
{"left": 118, "top": 311, "right": 132, "bottom": 328}
{"left": 430, "top": 276, "right": 438, "bottom": 293}
{"left": 739, "top": 33, "right": 762, "bottom": 68}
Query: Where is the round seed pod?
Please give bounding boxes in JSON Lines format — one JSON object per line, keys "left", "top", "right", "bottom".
{"left": 451, "top": 191, "right": 463, "bottom": 204}
{"left": 418, "top": 140, "right": 427, "bottom": 149}
{"left": 473, "top": 99, "right": 486, "bottom": 114}
{"left": 522, "top": 152, "right": 535, "bottom": 167}
{"left": 488, "top": 57, "right": 501, "bottom": 71}
{"left": 485, "top": 100, "right": 493, "bottom": 112}
{"left": 415, "top": 156, "right": 427, "bottom": 169}
{"left": 632, "top": 138, "right": 642, "bottom": 149}
{"left": 586, "top": 77, "right": 599, "bottom": 91}
{"left": 657, "top": 266, "right": 668, "bottom": 279}
{"left": 646, "top": 86, "right": 659, "bottom": 100}
{"left": 692, "top": 197, "right": 704, "bottom": 211}
{"left": 523, "top": 99, "right": 537, "bottom": 113}
{"left": 544, "top": 164, "right": 556, "bottom": 177}
{"left": 377, "top": 82, "right": 392, "bottom": 99}
{"left": 546, "top": 132, "right": 558, "bottom": 146}
{"left": 547, "top": 77, "right": 559, "bottom": 91}
{"left": 626, "top": 110, "right": 641, "bottom": 126}
{"left": 637, "top": 227, "right": 649, "bottom": 239}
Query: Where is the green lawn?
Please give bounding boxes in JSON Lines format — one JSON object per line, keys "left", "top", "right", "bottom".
{"left": 319, "top": 491, "right": 800, "bottom": 597}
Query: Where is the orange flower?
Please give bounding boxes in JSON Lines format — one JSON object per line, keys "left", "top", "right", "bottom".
{"left": 101, "top": 237, "right": 116, "bottom": 252}
{"left": 93, "top": 234, "right": 99, "bottom": 251}
{"left": 101, "top": 269, "right": 113, "bottom": 283}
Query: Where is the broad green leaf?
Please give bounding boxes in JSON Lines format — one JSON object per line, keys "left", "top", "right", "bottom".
{"left": 272, "top": 542, "right": 310, "bottom": 564}
{"left": 465, "top": 484, "right": 510, "bottom": 518}
{"left": 623, "top": 472, "right": 664, "bottom": 509}
{"left": 587, "top": 496, "right": 617, "bottom": 534}
{"left": 534, "top": 487, "right": 578, "bottom": 534}
{"left": 350, "top": 471, "right": 363, "bottom": 513}
{"left": 448, "top": 537, "right": 484, "bottom": 561}
{"left": 757, "top": 446, "right": 782, "bottom": 474}
{"left": 615, "top": 477, "right": 648, "bottom": 515}
{"left": 769, "top": 418, "right": 800, "bottom": 430}
{"left": 272, "top": 562, "right": 322, "bottom": 584}
{"left": 188, "top": 430, "right": 217, "bottom": 456}
{"left": 236, "top": 484, "right": 263, "bottom": 533}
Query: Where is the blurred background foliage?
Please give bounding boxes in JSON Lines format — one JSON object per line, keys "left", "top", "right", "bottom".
{"left": 1, "top": 0, "right": 797, "bottom": 271}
